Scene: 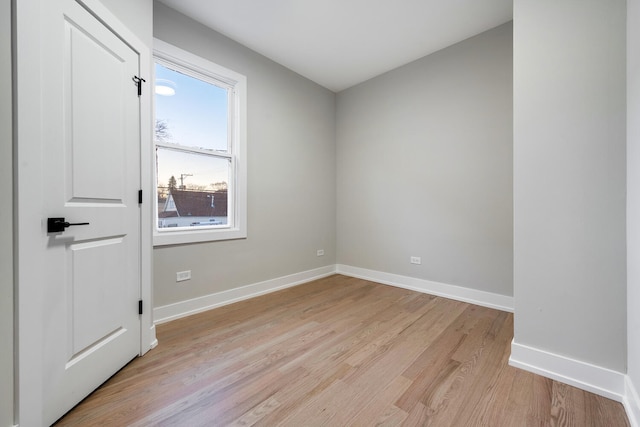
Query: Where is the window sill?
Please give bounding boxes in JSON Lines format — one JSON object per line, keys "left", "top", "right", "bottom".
{"left": 153, "top": 227, "right": 247, "bottom": 247}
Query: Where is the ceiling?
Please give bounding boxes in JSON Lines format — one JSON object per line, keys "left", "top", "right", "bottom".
{"left": 157, "top": 0, "right": 513, "bottom": 92}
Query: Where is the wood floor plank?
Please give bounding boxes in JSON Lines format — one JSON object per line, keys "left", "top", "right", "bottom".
{"left": 55, "top": 275, "right": 630, "bottom": 427}
{"left": 274, "top": 378, "right": 357, "bottom": 426}
{"left": 428, "top": 311, "right": 517, "bottom": 426}
{"left": 227, "top": 396, "right": 281, "bottom": 427}
{"left": 401, "top": 401, "right": 429, "bottom": 426}
{"left": 340, "top": 376, "right": 412, "bottom": 426}
{"left": 254, "top": 362, "right": 354, "bottom": 426}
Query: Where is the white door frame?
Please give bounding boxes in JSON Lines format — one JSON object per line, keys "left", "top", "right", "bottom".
{"left": 14, "top": 0, "right": 154, "bottom": 425}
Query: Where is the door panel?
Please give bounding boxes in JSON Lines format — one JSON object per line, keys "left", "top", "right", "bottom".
{"left": 70, "top": 237, "right": 127, "bottom": 355}
{"left": 41, "top": 1, "right": 142, "bottom": 424}
{"left": 66, "top": 16, "right": 127, "bottom": 201}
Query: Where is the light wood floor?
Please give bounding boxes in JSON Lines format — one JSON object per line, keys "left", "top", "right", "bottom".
{"left": 55, "top": 275, "right": 630, "bottom": 426}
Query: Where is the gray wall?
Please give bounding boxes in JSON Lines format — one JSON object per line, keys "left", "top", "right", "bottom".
{"left": 101, "top": 0, "right": 153, "bottom": 47}
{"left": 153, "top": 3, "right": 336, "bottom": 308}
{"left": 628, "top": 0, "right": 640, "bottom": 412}
{"left": 513, "top": 0, "right": 627, "bottom": 371}
{"left": 1, "top": 0, "right": 13, "bottom": 424}
{"left": 336, "top": 23, "right": 513, "bottom": 297}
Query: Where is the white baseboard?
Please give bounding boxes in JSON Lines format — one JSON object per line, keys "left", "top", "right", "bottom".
{"left": 625, "top": 375, "right": 640, "bottom": 427}
{"left": 154, "top": 264, "right": 514, "bottom": 324}
{"left": 509, "top": 339, "right": 626, "bottom": 402}
{"left": 335, "top": 264, "right": 514, "bottom": 312}
{"left": 149, "top": 324, "right": 158, "bottom": 350}
{"left": 153, "top": 265, "right": 337, "bottom": 324}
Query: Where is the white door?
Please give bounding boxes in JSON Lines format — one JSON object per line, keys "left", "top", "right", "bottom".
{"left": 25, "top": 0, "right": 143, "bottom": 424}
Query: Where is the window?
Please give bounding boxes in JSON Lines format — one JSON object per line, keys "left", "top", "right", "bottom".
{"left": 153, "top": 39, "right": 247, "bottom": 246}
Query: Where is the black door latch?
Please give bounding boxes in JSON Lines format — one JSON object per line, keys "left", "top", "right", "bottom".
{"left": 47, "top": 217, "right": 90, "bottom": 233}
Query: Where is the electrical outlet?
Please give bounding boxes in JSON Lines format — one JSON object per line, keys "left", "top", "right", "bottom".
{"left": 317, "top": 249, "right": 325, "bottom": 256}
{"left": 176, "top": 270, "right": 191, "bottom": 282}
{"left": 410, "top": 256, "right": 421, "bottom": 265}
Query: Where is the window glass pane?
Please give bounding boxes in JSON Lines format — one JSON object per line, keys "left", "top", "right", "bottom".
{"left": 156, "top": 147, "right": 230, "bottom": 229}
{"left": 155, "top": 63, "right": 228, "bottom": 152}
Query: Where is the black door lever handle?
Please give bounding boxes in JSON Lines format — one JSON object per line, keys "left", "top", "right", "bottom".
{"left": 47, "top": 217, "right": 90, "bottom": 233}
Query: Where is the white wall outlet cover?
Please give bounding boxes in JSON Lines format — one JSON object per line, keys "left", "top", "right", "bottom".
{"left": 176, "top": 270, "right": 191, "bottom": 282}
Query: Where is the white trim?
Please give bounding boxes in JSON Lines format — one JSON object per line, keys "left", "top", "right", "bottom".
{"left": 152, "top": 38, "right": 247, "bottom": 247}
{"left": 509, "top": 340, "right": 626, "bottom": 402}
{"left": 154, "top": 264, "right": 514, "bottom": 325}
{"left": 153, "top": 39, "right": 244, "bottom": 88}
{"left": 135, "top": 11, "right": 155, "bottom": 359}
{"left": 15, "top": 0, "right": 46, "bottom": 424}
{"left": 625, "top": 375, "right": 640, "bottom": 427}
{"left": 148, "top": 324, "right": 158, "bottom": 349}
{"left": 154, "top": 266, "right": 336, "bottom": 324}
{"left": 336, "top": 264, "right": 514, "bottom": 312}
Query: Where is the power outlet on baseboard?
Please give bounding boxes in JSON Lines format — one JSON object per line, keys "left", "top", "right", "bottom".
{"left": 176, "top": 270, "right": 191, "bottom": 282}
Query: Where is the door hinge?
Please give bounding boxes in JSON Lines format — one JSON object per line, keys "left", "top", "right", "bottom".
{"left": 138, "top": 189, "right": 143, "bottom": 204}
{"left": 133, "top": 75, "right": 146, "bottom": 97}
{"left": 138, "top": 300, "right": 143, "bottom": 315}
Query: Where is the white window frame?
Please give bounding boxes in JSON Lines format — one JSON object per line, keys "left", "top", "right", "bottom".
{"left": 153, "top": 39, "right": 247, "bottom": 246}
